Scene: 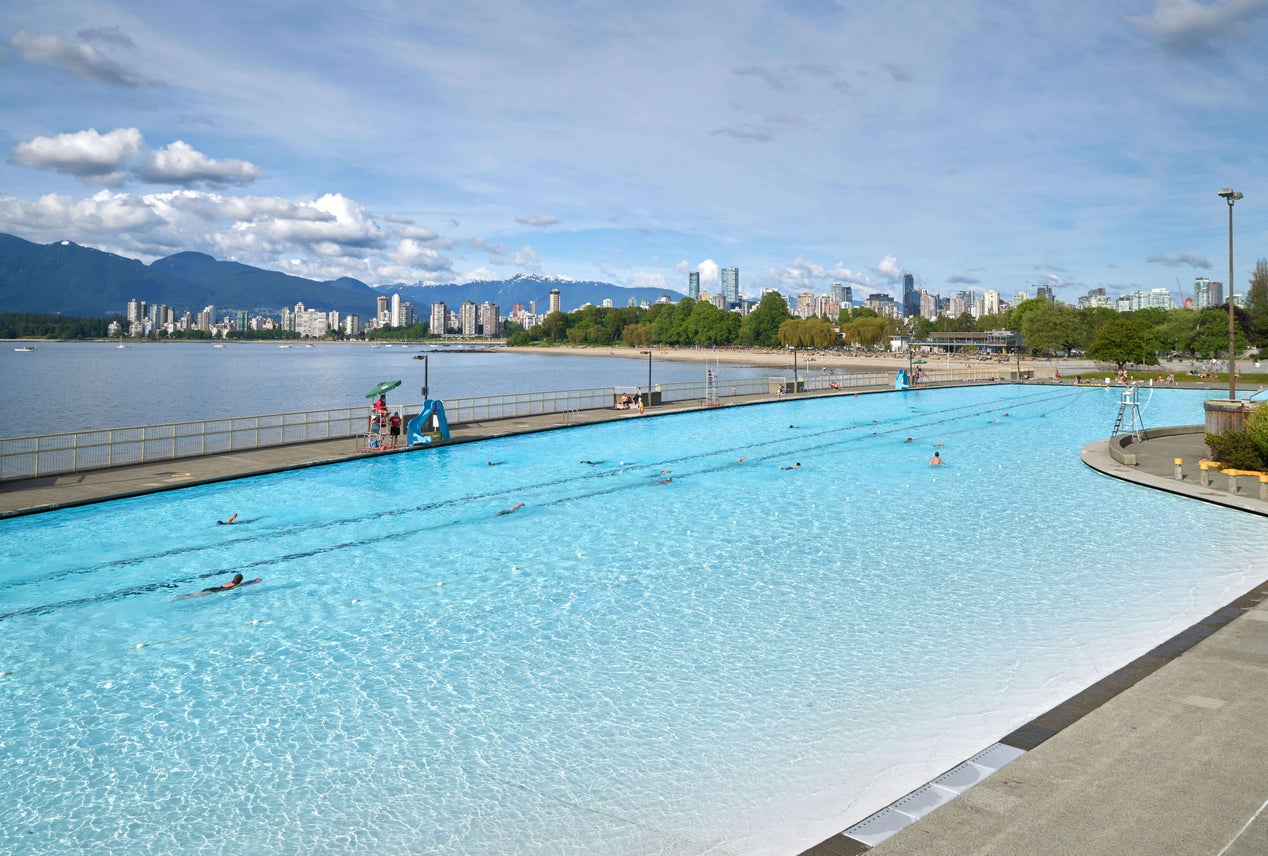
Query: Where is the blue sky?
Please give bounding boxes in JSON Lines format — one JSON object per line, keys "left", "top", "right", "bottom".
{"left": 3, "top": 0, "right": 1267, "bottom": 303}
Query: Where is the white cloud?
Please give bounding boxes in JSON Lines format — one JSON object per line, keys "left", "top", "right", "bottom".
{"left": 468, "top": 236, "right": 508, "bottom": 255}
{"left": 135, "top": 141, "right": 264, "bottom": 186}
{"left": 515, "top": 214, "right": 559, "bottom": 227}
{"left": 628, "top": 270, "right": 668, "bottom": 289}
{"left": 9, "top": 30, "right": 157, "bottom": 86}
{"left": 512, "top": 244, "right": 539, "bottom": 267}
{"left": 872, "top": 255, "right": 903, "bottom": 283}
{"left": 1146, "top": 251, "right": 1212, "bottom": 269}
{"left": 1127, "top": 0, "right": 1268, "bottom": 49}
{"left": 696, "top": 259, "right": 720, "bottom": 285}
{"left": 10, "top": 128, "right": 263, "bottom": 188}
{"left": 10, "top": 128, "right": 144, "bottom": 185}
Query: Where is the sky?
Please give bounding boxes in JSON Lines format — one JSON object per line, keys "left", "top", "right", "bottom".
{"left": 3, "top": 0, "right": 1268, "bottom": 304}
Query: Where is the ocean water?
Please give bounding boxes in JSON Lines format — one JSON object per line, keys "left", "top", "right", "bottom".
{"left": 0, "top": 342, "right": 777, "bottom": 437}
{"left": 1, "top": 385, "right": 1264, "bottom": 855}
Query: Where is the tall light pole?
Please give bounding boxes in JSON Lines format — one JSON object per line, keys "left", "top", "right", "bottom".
{"left": 1218, "top": 188, "right": 1243, "bottom": 401}
{"left": 640, "top": 350, "right": 652, "bottom": 406}
{"left": 787, "top": 345, "right": 798, "bottom": 393}
{"left": 419, "top": 354, "right": 429, "bottom": 400}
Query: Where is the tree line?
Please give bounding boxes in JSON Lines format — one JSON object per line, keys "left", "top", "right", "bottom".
{"left": 508, "top": 258, "right": 1268, "bottom": 366}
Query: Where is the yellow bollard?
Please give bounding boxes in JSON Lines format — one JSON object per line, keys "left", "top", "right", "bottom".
{"left": 1174, "top": 457, "right": 1183, "bottom": 481}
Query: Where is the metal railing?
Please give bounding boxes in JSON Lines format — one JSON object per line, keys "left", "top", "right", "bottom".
{"left": 1, "top": 369, "right": 1010, "bottom": 481}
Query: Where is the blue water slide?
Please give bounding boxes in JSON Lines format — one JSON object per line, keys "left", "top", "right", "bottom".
{"left": 895, "top": 369, "right": 909, "bottom": 390}
{"left": 407, "top": 399, "right": 451, "bottom": 445}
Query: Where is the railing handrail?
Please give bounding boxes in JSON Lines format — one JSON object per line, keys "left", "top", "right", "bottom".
{"left": 0, "top": 370, "right": 1014, "bottom": 481}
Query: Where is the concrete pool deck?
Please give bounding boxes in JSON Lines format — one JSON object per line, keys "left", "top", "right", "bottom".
{"left": 3, "top": 384, "right": 1267, "bottom": 856}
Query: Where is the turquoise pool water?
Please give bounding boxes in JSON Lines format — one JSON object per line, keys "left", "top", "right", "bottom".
{"left": 2, "top": 385, "right": 1265, "bottom": 855}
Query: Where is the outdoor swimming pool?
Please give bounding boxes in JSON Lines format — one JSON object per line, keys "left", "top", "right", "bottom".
{"left": 2, "top": 385, "right": 1265, "bottom": 855}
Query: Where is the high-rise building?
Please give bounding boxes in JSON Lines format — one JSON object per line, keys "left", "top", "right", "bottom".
{"left": 902, "top": 274, "right": 919, "bottom": 318}
{"left": 1194, "top": 277, "right": 1212, "bottom": 309}
{"left": 688, "top": 271, "right": 700, "bottom": 300}
{"left": 984, "top": 289, "right": 1001, "bottom": 316}
{"left": 794, "top": 292, "right": 815, "bottom": 318}
{"left": 478, "top": 302, "right": 502, "bottom": 337}
{"left": 430, "top": 302, "right": 448, "bottom": 336}
{"left": 460, "top": 300, "right": 478, "bottom": 336}
{"left": 376, "top": 295, "right": 390, "bottom": 326}
{"left": 831, "top": 282, "right": 853, "bottom": 308}
{"left": 1209, "top": 281, "right": 1225, "bottom": 306}
{"left": 1036, "top": 284, "right": 1054, "bottom": 302}
{"left": 920, "top": 290, "right": 939, "bottom": 320}
{"left": 549, "top": 288, "right": 561, "bottom": 314}
{"left": 720, "top": 267, "right": 740, "bottom": 307}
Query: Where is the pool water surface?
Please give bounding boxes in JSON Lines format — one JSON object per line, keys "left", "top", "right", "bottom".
{"left": 2, "top": 385, "right": 1265, "bottom": 855}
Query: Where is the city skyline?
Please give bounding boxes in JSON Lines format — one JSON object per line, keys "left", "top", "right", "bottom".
{"left": 2, "top": 1, "right": 1267, "bottom": 305}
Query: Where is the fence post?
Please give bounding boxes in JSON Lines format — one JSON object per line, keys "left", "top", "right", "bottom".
{"left": 1173, "top": 457, "right": 1183, "bottom": 481}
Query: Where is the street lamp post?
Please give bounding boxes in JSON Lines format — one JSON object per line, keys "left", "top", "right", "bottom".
{"left": 1218, "top": 188, "right": 1242, "bottom": 401}
{"left": 640, "top": 350, "right": 652, "bottom": 406}
{"left": 787, "top": 345, "right": 798, "bottom": 393}
{"left": 419, "top": 354, "right": 429, "bottom": 400}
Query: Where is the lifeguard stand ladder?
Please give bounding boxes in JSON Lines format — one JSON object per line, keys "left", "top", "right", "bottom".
{"left": 704, "top": 355, "right": 722, "bottom": 407}
{"left": 1111, "top": 385, "right": 1146, "bottom": 442}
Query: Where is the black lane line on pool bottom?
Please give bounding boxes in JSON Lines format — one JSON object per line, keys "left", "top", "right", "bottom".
{"left": 1, "top": 390, "right": 1081, "bottom": 622}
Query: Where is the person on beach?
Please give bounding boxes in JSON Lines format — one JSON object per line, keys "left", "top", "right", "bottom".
{"left": 185, "top": 573, "right": 260, "bottom": 597}
{"left": 930, "top": 451, "right": 945, "bottom": 465}
{"left": 217, "top": 513, "right": 238, "bottom": 525}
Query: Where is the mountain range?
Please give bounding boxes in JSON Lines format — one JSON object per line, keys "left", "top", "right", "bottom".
{"left": 0, "top": 233, "right": 683, "bottom": 319}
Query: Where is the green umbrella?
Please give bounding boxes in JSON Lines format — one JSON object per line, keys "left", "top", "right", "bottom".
{"left": 912, "top": 359, "right": 928, "bottom": 364}
{"left": 365, "top": 379, "right": 402, "bottom": 399}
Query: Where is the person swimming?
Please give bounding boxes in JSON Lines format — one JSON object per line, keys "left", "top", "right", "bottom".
{"left": 185, "top": 573, "right": 260, "bottom": 598}
{"left": 930, "top": 451, "right": 945, "bottom": 465}
{"left": 496, "top": 503, "right": 525, "bottom": 516}
{"left": 780, "top": 463, "right": 801, "bottom": 470}
{"left": 217, "top": 513, "right": 238, "bottom": 525}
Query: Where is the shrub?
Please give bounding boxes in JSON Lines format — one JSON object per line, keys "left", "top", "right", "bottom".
{"left": 1247, "top": 402, "right": 1268, "bottom": 463}
{"left": 1205, "top": 430, "right": 1266, "bottom": 471}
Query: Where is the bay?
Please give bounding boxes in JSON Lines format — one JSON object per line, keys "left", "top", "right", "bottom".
{"left": 0, "top": 342, "right": 776, "bottom": 438}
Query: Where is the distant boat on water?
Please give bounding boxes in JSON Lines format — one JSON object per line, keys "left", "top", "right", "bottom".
{"left": 278, "top": 344, "right": 292, "bottom": 349}
{"left": 14, "top": 346, "right": 36, "bottom": 352}
{"left": 213, "top": 343, "right": 226, "bottom": 348}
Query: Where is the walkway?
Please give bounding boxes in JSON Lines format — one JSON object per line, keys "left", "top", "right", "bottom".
{"left": 0, "top": 384, "right": 871, "bottom": 518}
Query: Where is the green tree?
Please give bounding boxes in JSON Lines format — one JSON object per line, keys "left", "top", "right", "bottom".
{"left": 740, "top": 292, "right": 792, "bottom": 347}
{"left": 1019, "top": 301, "right": 1085, "bottom": 354}
{"left": 1085, "top": 316, "right": 1159, "bottom": 371}
{"left": 1192, "top": 309, "right": 1249, "bottom": 359}
{"left": 1246, "top": 258, "right": 1268, "bottom": 347}
{"left": 539, "top": 310, "right": 567, "bottom": 342}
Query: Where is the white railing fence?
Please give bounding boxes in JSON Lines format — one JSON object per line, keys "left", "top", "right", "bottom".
{"left": 1, "top": 369, "right": 1014, "bottom": 481}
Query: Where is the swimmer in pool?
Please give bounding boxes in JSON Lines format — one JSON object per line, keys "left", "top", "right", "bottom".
{"left": 929, "top": 451, "right": 945, "bottom": 465}
{"left": 780, "top": 463, "right": 801, "bottom": 470}
{"left": 217, "top": 513, "right": 238, "bottom": 525}
{"left": 496, "top": 503, "right": 525, "bottom": 516}
{"left": 185, "top": 573, "right": 260, "bottom": 597}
